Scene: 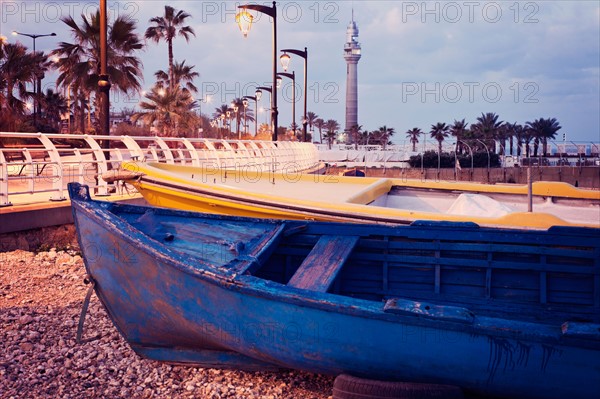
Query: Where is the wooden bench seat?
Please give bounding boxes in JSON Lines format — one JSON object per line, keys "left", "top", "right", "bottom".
{"left": 288, "top": 235, "right": 359, "bottom": 292}
{"left": 4, "top": 150, "right": 50, "bottom": 175}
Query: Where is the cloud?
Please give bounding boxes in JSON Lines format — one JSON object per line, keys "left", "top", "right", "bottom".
{"left": 2, "top": 0, "right": 598, "bottom": 142}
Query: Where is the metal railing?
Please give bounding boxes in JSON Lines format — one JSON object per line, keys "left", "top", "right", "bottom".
{"left": 0, "top": 132, "right": 320, "bottom": 207}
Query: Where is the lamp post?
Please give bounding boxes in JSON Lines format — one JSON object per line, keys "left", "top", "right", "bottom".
{"left": 255, "top": 86, "right": 272, "bottom": 136}
{"left": 276, "top": 71, "right": 296, "bottom": 138}
{"left": 98, "top": 0, "right": 111, "bottom": 143}
{"left": 231, "top": 102, "right": 240, "bottom": 139}
{"left": 242, "top": 98, "right": 249, "bottom": 137}
{"left": 458, "top": 140, "right": 474, "bottom": 180}
{"left": 498, "top": 142, "right": 507, "bottom": 181}
{"left": 280, "top": 47, "right": 308, "bottom": 142}
{"left": 196, "top": 94, "right": 211, "bottom": 138}
{"left": 12, "top": 30, "right": 57, "bottom": 127}
{"left": 219, "top": 114, "right": 225, "bottom": 139}
{"left": 237, "top": 2, "right": 278, "bottom": 141}
{"left": 243, "top": 95, "right": 258, "bottom": 136}
{"left": 421, "top": 138, "right": 427, "bottom": 175}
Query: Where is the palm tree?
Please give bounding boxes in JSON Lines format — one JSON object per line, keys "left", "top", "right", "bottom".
{"left": 405, "top": 128, "right": 422, "bottom": 152}
{"left": 430, "top": 122, "right": 450, "bottom": 155}
{"left": 42, "top": 89, "right": 68, "bottom": 132}
{"left": 145, "top": 6, "right": 195, "bottom": 89}
{"left": 526, "top": 119, "right": 550, "bottom": 157}
{"left": 324, "top": 119, "right": 340, "bottom": 149}
{"left": 360, "top": 128, "right": 371, "bottom": 145}
{"left": 132, "top": 85, "right": 195, "bottom": 137}
{"left": 240, "top": 102, "right": 255, "bottom": 138}
{"left": 52, "top": 41, "right": 89, "bottom": 133}
{"left": 306, "top": 111, "right": 318, "bottom": 135}
{"left": 229, "top": 98, "right": 246, "bottom": 139}
{"left": 450, "top": 119, "right": 468, "bottom": 154}
{"left": 213, "top": 104, "right": 230, "bottom": 120}
{"left": 470, "top": 112, "right": 503, "bottom": 152}
{"left": 0, "top": 42, "right": 38, "bottom": 127}
{"left": 503, "top": 122, "right": 519, "bottom": 156}
{"left": 541, "top": 118, "right": 561, "bottom": 155}
{"left": 346, "top": 124, "right": 362, "bottom": 149}
{"left": 526, "top": 118, "right": 561, "bottom": 156}
{"left": 511, "top": 123, "right": 525, "bottom": 157}
{"left": 213, "top": 104, "right": 232, "bottom": 139}
{"left": 52, "top": 11, "right": 143, "bottom": 133}
{"left": 314, "top": 118, "right": 325, "bottom": 143}
{"left": 0, "top": 38, "right": 6, "bottom": 111}
{"left": 522, "top": 125, "right": 535, "bottom": 158}
{"left": 373, "top": 126, "right": 395, "bottom": 150}
{"left": 154, "top": 60, "right": 199, "bottom": 95}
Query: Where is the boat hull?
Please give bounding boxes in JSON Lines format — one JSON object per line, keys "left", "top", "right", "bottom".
{"left": 122, "top": 162, "right": 600, "bottom": 229}
{"left": 70, "top": 185, "right": 600, "bottom": 399}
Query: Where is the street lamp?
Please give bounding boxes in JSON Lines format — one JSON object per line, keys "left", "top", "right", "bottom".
{"left": 12, "top": 30, "right": 57, "bottom": 127}
{"left": 231, "top": 102, "right": 240, "bottom": 139}
{"left": 195, "top": 94, "right": 211, "bottom": 138}
{"left": 243, "top": 95, "right": 258, "bottom": 136}
{"left": 255, "top": 86, "right": 272, "bottom": 136}
{"left": 458, "top": 140, "right": 474, "bottom": 180}
{"left": 99, "top": 0, "right": 111, "bottom": 141}
{"left": 236, "top": 2, "right": 278, "bottom": 141}
{"left": 242, "top": 98, "right": 249, "bottom": 137}
{"left": 219, "top": 114, "right": 226, "bottom": 139}
{"left": 280, "top": 47, "right": 308, "bottom": 142}
{"left": 276, "top": 71, "right": 296, "bottom": 138}
{"left": 226, "top": 110, "right": 232, "bottom": 138}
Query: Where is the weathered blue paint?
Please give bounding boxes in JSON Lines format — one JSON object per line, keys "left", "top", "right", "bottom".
{"left": 68, "top": 183, "right": 600, "bottom": 399}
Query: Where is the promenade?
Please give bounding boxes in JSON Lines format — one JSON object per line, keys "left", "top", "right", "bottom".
{"left": 0, "top": 133, "right": 321, "bottom": 234}
{"left": 2, "top": 136, "right": 599, "bottom": 235}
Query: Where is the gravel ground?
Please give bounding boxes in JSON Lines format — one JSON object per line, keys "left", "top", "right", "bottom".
{"left": 0, "top": 248, "right": 334, "bottom": 399}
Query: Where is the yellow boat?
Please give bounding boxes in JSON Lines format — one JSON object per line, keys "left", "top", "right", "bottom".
{"left": 115, "top": 162, "right": 600, "bottom": 230}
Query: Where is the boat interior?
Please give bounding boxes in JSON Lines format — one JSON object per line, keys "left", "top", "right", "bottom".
{"left": 135, "top": 163, "right": 600, "bottom": 226}
{"left": 373, "top": 186, "right": 600, "bottom": 224}
{"left": 113, "top": 203, "right": 600, "bottom": 330}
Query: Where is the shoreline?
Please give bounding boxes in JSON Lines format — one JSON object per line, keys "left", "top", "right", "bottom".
{"left": 0, "top": 249, "right": 334, "bottom": 399}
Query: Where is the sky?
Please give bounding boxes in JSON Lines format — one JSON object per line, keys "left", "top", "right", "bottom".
{"left": 1, "top": 0, "right": 599, "bottom": 144}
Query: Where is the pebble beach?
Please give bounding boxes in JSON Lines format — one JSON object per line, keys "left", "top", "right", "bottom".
{"left": 0, "top": 247, "right": 334, "bottom": 399}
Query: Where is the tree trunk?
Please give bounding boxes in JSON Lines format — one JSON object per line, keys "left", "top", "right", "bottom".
{"left": 542, "top": 138, "right": 548, "bottom": 156}
{"left": 168, "top": 39, "right": 174, "bottom": 89}
{"left": 79, "top": 98, "right": 86, "bottom": 133}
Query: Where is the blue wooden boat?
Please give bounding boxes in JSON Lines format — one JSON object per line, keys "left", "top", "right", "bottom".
{"left": 68, "top": 183, "right": 600, "bottom": 399}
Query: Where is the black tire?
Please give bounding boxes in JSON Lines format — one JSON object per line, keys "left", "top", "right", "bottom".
{"left": 333, "top": 374, "right": 464, "bottom": 399}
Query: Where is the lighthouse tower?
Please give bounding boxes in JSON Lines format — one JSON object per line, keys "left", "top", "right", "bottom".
{"left": 344, "top": 12, "right": 362, "bottom": 132}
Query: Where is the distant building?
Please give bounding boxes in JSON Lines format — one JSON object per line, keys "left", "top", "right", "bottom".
{"left": 343, "top": 11, "right": 362, "bottom": 132}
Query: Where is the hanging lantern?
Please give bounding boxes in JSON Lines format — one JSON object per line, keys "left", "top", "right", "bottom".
{"left": 236, "top": 9, "right": 254, "bottom": 38}
{"left": 280, "top": 52, "right": 291, "bottom": 71}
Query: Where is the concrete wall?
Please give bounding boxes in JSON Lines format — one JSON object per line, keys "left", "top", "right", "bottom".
{"left": 329, "top": 166, "right": 600, "bottom": 189}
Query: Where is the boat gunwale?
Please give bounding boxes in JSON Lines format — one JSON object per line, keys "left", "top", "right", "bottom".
{"left": 131, "top": 161, "right": 600, "bottom": 200}
{"left": 135, "top": 174, "right": 596, "bottom": 229}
